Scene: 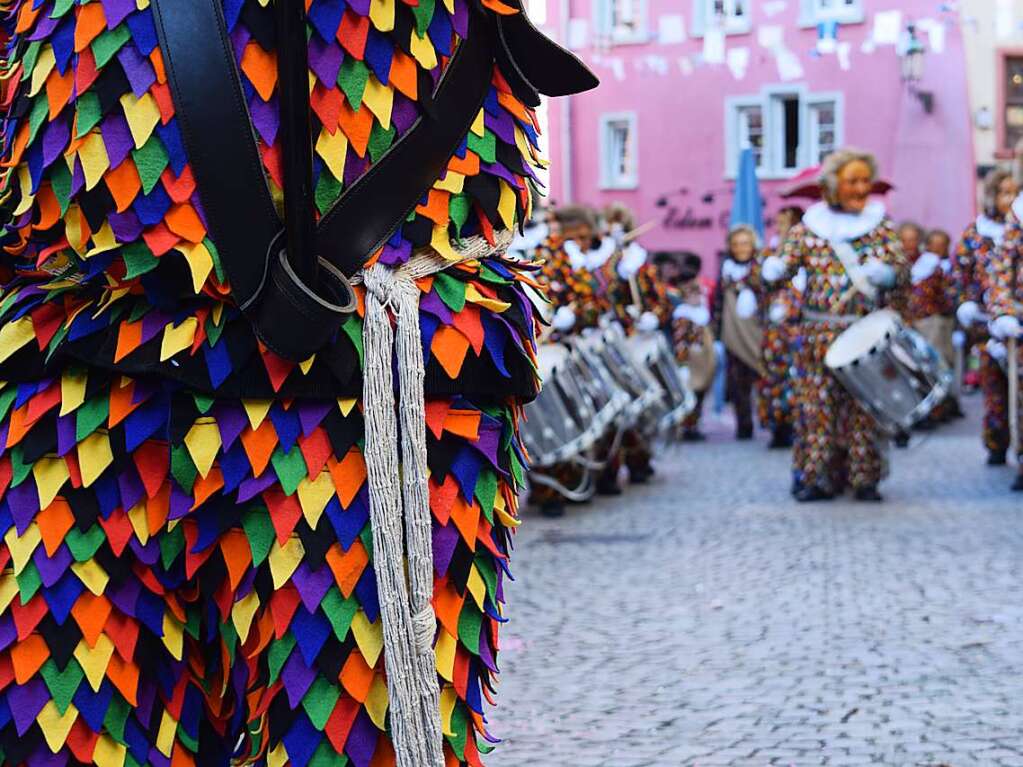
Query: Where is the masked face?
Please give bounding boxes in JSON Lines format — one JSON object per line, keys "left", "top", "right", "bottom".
{"left": 926, "top": 233, "right": 950, "bottom": 258}
{"left": 561, "top": 223, "right": 594, "bottom": 245}
{"left": 835, "top": 160, "right": 874, "bottom": 214}
{"left": 729, "top": 231, "right": 756, "bottom": 263}
{"left": 899, "top": 227, "right": 921, "bottom": 259}
{"left": 996, "top": 177, "right": 1019, "bottom": 217}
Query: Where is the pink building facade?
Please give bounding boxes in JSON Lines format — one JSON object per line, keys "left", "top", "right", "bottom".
{"left": 541, "top": 0, "right": 976, "bottom": 270}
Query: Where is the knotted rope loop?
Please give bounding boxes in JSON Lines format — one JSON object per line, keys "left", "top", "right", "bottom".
{"left": 359, "top": 232, "right": 511, "bottom": 766}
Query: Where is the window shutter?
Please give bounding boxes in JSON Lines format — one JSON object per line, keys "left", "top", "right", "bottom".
{"left": 691, "top": 0, "right": 707, "bottom": 37}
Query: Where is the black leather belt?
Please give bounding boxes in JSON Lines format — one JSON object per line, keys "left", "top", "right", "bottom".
{"left": 151, "top": 0, "right": 597, "bottom": 361}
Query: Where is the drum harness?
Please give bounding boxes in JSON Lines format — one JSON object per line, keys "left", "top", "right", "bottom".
{"left": 803, "top": 239, "right": 887, "bottom": 327}
{"left": 148, "top": 2, "right": 596, "bottom": 763}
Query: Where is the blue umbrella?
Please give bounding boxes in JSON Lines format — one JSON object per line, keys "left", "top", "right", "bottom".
{"left": 730, "top": 148, "right": 765, "bottom": 240}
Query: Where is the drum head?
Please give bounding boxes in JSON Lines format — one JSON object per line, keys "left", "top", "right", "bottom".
{"left": 825, "top": 309, "right": 899, "bottom": 369}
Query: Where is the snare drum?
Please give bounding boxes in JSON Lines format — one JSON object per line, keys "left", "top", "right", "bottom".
{"left": 825, "top": 309, "right": 953, "bottom": 432}
{"left": 521, "top": 344, "right": 600, "bottom": 467}
{"left": 623, "top": 331, "right": 697, "bottom": 432}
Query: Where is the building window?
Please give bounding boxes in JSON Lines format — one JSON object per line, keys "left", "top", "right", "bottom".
{"left": 725, "top": 89, "right": 843, "bottom": 178}
{"left": 736, "top": 104, "right": 765, "bottom": 170}
{"left": 1003, "top": 56, "right": 1023, "bottom": 154}
{"left": 600, "top": 113, "right": 639, "bottom": 190}
{"left": 692, "top": 0, "right": 751, "bottom": 37}
{"left": 808, "top": 99, "right": 839, "bottom": 165}
{"left": 593, "top": 0, "right": 647, "bottom": 44}
{"left": 798, "top": 0, "right": 864, "bottom": 26}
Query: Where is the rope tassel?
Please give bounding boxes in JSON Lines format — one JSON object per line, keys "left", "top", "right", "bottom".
{"left": 360, "top": 233, "right": 511, "bottom": 765}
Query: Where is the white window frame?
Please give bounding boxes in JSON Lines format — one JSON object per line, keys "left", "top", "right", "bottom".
{"left": 724, "top": 86, "right": 844, "bottom": 179}
{"left": 592, "top": 0, "right": 648, "bottom": 45}
{"left": 723, "top": 95, "right": 765, "bottom": 177}
{"left": 599, "top": 112, "right": 639, "bottom": 190}
{"left": 806, "top": 91, "right": 844, "bottom": 167}
{"left": 691, "top": 0, "right": 752, "bottom": 38}
{"left": 798, "top": 0, "right": 865, "bottom": 28}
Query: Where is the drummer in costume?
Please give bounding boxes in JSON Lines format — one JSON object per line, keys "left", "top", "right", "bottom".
{"left": 714, "top": 225, "right": 764, "bottom": 441}
{"left": 982, "top": 173, "right": 1023, "bottom": 491}
{"left": 763, "top": 149, "right": 910, "bottom": 503}
{"left": 530, "top": 206, "right": 610, "bottom": 515}
{"left": 660, "top": 253, "right": 714, "bottom": 441}
{"left": 904, "top": 223, "right": 958, "bottom": 427}
{"left": 757, "top": 206, "right": 805, "bottom": 450}
{"left": 0, "top": 1, "right": 596, "bottom": 765}
{"left": 952, "top": 169, "right": 1019, "bottom": 465}
{"left": 598, "top": 210, "right": 675, "bottom": 484}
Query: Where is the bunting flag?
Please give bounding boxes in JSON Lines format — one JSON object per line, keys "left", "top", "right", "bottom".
{"left": 0, "top": 0, "right": 549, "bottom": 763}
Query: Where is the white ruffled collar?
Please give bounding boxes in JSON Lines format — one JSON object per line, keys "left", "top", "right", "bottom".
{"left": 564, "top": 237, "right": 616, "bottom": 271}
{"left": 721, "top": 258, "right": 752, "bottom": 282}
{"left": 976, "top": 214, "right": 1006, "bottom": 246}
{"left": 802, "top": 200, "right": 886, "bottom": 242}
{"left": 1012, "top": 194, "right": 1023, "bottom": 225}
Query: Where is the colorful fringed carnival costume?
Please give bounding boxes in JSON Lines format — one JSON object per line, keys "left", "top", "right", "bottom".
{"left": 0, "top": 1, "right": 596, "bottom": 765}
{"left": 764, "top": 201, "right": 909, "bottom": 500}
{"left": 952, "top": 214, "right": 1011, "bottom": 461}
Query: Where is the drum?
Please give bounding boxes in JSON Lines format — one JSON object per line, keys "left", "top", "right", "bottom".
{"left": 568, "top": 332, "right": 632, "bottom": 435}
{"left": 521, "top": 344, "right": 598, "bottom": 468}
{"left": 622, "top": 331, "right": 697, "bottom": 432}
{"left": 825, "top": 309, "right": 953, "bottom": 432}
{"left": 594, "top": 323, "right": 665, "bottom": 428}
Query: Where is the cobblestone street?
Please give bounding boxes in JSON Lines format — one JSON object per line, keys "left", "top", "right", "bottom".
{"left": 491, "top": 397, "right": 1023, "bottom": 767}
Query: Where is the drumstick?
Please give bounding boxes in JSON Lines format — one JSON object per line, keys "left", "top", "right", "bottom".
{"left": 621, "top": 220, "right": 658, "bottom": 244}
{"left": 1010, "top": 336, "right": 1020, "bottom": 464}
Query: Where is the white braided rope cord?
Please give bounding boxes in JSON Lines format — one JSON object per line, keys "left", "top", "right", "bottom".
{"left": 360, "top": 231, "right": 514, "bottom": 766}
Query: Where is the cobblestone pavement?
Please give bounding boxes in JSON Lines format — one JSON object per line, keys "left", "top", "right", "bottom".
{"left": 490, "top": 397, "right": 1023, "bottom": 767}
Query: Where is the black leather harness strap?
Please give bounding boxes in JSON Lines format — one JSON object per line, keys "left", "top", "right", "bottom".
{"left": 151, "top": 0, "right": 597, "bottom": 362}
{"left": 150, "top": 0, "right": 278, "bottom": 311}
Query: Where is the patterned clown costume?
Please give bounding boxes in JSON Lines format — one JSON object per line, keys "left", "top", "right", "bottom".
{"left": 772, "top": 202, "right": 909, "bottom": 494}
{"left": 672, "top": 277, "right": 713, "bottom": 435}
{"left": 984, "top": 197, "right": 1023, "bottom": 476}
{"left": 599, "top": 242, "right": 674, "bottom": 480}
{"left": 0, "top": 1, "right": 594, "bottom": 765}
{"left": 753, "top": 251, "right": 801, "bottom": 443}
{"left": 952, "top": 215, "right": 1011, "bottom": 458}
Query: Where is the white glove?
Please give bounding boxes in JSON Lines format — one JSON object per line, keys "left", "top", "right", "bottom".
{"left": 988, "top": 339, "right": 1008, "bottom": 360}
{"left": 735, "top": 288, "right": 758, "bottom": 319}
{"left": 616, "top": 243, "right": 648, "bottom": 279}
{"left": 952, "top": 330, "right": 966, "bottom": 349}
{"left": 910, "top": 252, "right": 940, "bottom": 285}
{"left": 956, "top": 300, "right": 983, "bottom": 327}
{"left": 769, "top": 301, "right": 788, "bottom": 325}
{"left": 552, "top": 305, "right": 577, "bottom": 332}
{"left": 990, "top": 315, "right": 1022, "bottom": 340}
{"left": 674, "top": 303, "right": 710, "bottom": 326}
{"left": 941, "top": 258, "right": 952, "bottom": 274}
{"left": 637, "top": 311, "right": 660, "bottom": 332}
{"left": 792, "top": 267, "right": 808, "bottom": 294}
{"left": 761, "top": 255, "right": 786, "bottom": 283}
{"left": 864, "top": 258, "right": 897, "bottom": 288}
